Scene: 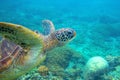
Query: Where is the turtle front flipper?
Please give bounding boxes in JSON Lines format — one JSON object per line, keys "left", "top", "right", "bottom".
{"left": 0, "top": 39, "right": 22, "bottom": 72}
{"left": 0, "top": 22, "right": 43, "bottom": 47}
{"left": 42, "top": 20, "right": 55, "bottom": 35}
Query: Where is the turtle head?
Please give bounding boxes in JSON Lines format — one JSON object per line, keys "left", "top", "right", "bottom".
{"left": 55, "top": 28, "right": 76, "bottom": 44}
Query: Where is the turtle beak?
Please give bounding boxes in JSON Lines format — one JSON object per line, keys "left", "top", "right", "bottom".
{"left": 73, "top": 31, "right": 76, "bottom": 37}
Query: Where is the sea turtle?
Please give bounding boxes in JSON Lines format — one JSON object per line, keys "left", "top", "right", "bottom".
{"left": 0, "top": 20, "right": 76, "bottom": 80}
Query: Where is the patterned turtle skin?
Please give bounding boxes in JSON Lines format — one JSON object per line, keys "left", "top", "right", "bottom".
{"left": 0, "top": 20, "right": 76, "bottom": 80}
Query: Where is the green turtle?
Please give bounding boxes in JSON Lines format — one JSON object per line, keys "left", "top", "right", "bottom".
{"left": 0, "top": 20, "right": 76, "bottom": 80}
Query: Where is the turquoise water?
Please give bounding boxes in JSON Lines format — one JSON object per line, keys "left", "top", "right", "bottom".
{"left": 0, "top": 0, "right": 120, "bottom": 80}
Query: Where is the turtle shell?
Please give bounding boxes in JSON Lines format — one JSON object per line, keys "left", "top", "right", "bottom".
{"left": 0, "top": 22, "right": 44, "bottom": 80}
{"left": 0, "top": 39, "right": 23, "bottom": 72}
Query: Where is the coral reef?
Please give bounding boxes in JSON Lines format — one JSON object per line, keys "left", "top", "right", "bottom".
{"left": 17, "top": 46, "right": 84, "bottom": 80}
{"left": 43, "top": 46, "right": 84, "bottom": 79}
{"left": 106, "top": 55, "right": 120, "bottom": 68}
{"left": 44, "top": 46, "right": 74, "bottom": 69}
{"left": 38, "top": 65, "right": 49, "bottom": 76}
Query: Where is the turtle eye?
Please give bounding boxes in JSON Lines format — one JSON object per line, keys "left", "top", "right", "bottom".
{"left": 65, "top": 29, "right": 75, "bottom": 39}
{"left": 68, "top": 31, "right": 72, "bottom": 34}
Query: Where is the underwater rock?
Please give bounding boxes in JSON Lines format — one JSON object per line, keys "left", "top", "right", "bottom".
{"left": 83, "top": 56, "right": 109, "bottom": 80}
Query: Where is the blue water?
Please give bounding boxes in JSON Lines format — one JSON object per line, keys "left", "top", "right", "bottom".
{"left": 0, "top": 0, "right": 120, "bottom": 80}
